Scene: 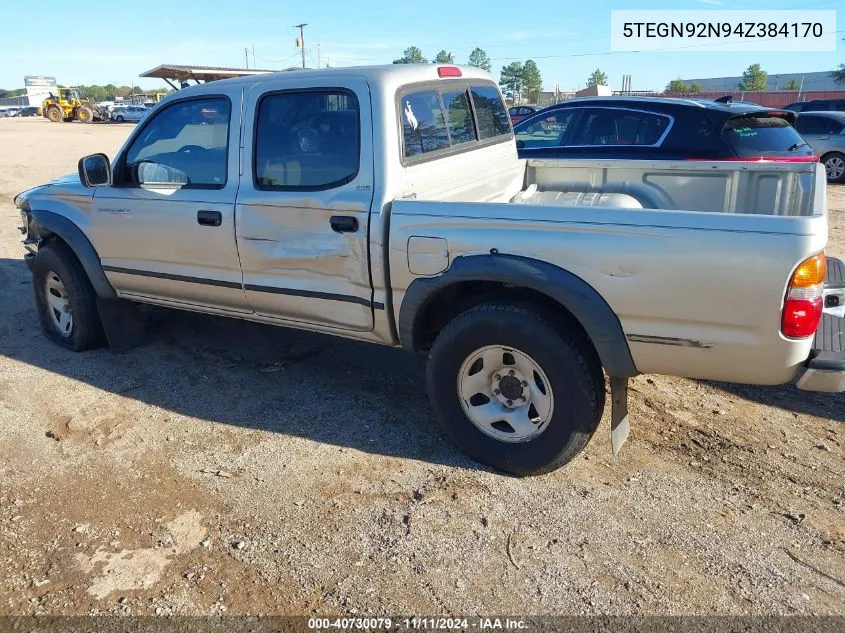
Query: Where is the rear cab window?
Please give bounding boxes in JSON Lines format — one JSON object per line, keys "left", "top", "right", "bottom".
{"left": 722, "top": 114, "right": 814, "bottom": 158}
{"left": 399, "top": 81, "right": 511, "bottom": 162}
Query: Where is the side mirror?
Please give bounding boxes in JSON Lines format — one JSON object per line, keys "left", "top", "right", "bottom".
{"left": 78, "top": 153, "right": 112, "bottom": 187}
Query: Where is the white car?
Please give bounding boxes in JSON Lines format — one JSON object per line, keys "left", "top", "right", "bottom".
{"left": 112, "top": 106, "right": 148, "bottom": 123}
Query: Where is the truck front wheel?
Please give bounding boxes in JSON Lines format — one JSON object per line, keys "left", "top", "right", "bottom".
{"left": 32, "top": 243, "right": 103, "bottom": 351}
{"left": 426, "top": 303, "right": 605, "bottom": 476}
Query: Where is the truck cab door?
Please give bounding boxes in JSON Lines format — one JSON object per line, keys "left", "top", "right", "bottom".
{"left": 91, "top": 91, "right": 250, "bottom": 313}
{"left": 236, "top": 76, "right": 376, "bottom": 331}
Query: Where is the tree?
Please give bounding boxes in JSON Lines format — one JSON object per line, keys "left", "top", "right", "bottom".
{"left": 665, "top": 78, "right": 688, "bottom": 92}
{"left": 434, "top": 50, "right": 454, "bottom": 64}
{"left": 499, "top": 62, "right": 525, "bottom": 103}
{"left": 665, "top": 79, "right": 701, "bottom": 94}
{"left": 738, "top": 63, "right": 767, "bottom": 91}
{"left": 785, "top": 79, "right": 800, "bottom": 90}
{"left": 522, "top": 60, "right": 542, "bottom": 103}
{"left": 586, "top": 68, "right": 608, "bottom": 87}
{"left": 467, "top": 47, "right": 492, "bottom": 72}
{"left": 393, "top": 46, "right": 427, "bottom": 64}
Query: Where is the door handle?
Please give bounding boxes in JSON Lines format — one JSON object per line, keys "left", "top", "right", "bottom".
{"left": 330, "top": 215, "right": 358, "bottom": 233}
{"left": 197, "top": 210, "right": 222, "bottom": 227}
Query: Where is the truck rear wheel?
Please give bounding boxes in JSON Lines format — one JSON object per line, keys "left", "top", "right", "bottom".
{"left": 426, "top": 303, "right": 605, "bottom": 476}
{"left": 32, "top": 243, "right": 103, "bottom": 351}
{"left": 46, "top": 106, "right": 63, "bottom": 123}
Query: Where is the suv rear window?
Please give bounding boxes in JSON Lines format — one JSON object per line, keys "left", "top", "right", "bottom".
{"left": 721, "top": 115, "right": 813, "bottom": 158}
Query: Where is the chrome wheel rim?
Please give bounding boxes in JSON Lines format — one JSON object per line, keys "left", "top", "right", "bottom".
{"left": 826, "top": 156, "right": 845, "bottom": 181}
{"left": 457, "top": 345, "right": 554, "bottom": 443}
{"left": 44, "top": 271, "right": 73, "bottom": 337}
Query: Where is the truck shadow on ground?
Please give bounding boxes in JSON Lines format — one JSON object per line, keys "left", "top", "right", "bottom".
{"left": 0, "top": 259, "right": 489, "bottom": 471}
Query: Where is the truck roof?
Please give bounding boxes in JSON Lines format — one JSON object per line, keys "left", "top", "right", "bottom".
{"left": 170, "top": 64, "right": 498, "bottom": 95}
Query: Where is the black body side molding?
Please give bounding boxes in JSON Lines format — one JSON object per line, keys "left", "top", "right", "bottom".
{"left": 30, "top": 210, "right": 117, "bottom": 300}
{"left": 398, "top": 254, "right": 639, "bottom": 378}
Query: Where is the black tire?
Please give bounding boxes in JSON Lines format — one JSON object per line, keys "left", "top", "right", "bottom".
{"left": 822, "top": 152, "right": 845, "bottom": 184}
{"left": 76, "top": 105, "right": 93, "bottom": 123}
{"left": 32, "top": 242, "right": 104, "bottom": 351}
{"left": 115, "top": 115, "right": 124, "bottom": 122}
{"left": 426, "top": 303, "right": 605, "bottom": 476}
{"left": 46, "top": 106, "right": 63, "bottom": 123}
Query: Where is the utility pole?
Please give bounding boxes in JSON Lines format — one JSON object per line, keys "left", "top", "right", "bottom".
{"left": 317, "top": 43, "right": 321, "bottom": 69}
{"left": 294, "top": 23, "right": 307, "bottom": 68}
{"left": 252, "top": 42, "right": 256, "bottom": 69}
{"left": 244, "top": 48, "right": 249, "bottom": 69}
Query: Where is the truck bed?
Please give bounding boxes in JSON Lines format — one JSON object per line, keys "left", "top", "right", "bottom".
{"left": 522, "top": 158, "right": 823, "bottom": 216}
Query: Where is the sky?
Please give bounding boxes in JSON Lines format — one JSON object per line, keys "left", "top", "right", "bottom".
{"left": 0, "top": 0, "right": 842, "bottom": 92}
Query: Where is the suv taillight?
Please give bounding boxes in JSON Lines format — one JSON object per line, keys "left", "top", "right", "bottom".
{"left": 782, "top": 253, "right": 826, "bottom": 338}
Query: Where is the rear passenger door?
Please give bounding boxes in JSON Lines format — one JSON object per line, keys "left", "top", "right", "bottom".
{"left": 236, "top": 77, "right": 376, "bottom": 331}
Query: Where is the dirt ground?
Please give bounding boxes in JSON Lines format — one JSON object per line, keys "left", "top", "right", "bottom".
{"left": 0, "top": 117, "right": 843, "bottom": 617}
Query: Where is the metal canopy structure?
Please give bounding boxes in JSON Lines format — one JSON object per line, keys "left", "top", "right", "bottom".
{"left": 139, "top": 64, "right": 276, "bottom": 90}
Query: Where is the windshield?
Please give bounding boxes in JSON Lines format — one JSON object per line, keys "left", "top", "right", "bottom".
{"left": 721, "top": 115, "right": 813, "bottom": 158}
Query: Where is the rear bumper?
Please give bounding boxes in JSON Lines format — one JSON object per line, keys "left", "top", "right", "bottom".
{"left": 797, "top": 257, "right": 845, "bottom": 393}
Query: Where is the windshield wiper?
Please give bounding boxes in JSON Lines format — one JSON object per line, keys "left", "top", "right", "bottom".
{"left": 788, "top": 142, "right": 809, "bottom": 152}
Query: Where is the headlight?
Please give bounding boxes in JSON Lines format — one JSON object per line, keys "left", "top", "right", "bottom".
{"left": 19, "top": 210, "right": 28, "bottom": 236}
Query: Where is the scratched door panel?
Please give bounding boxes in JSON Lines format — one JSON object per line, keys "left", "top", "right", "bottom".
{"left": 237, "top": 77, "right": 376, "bottom": 331}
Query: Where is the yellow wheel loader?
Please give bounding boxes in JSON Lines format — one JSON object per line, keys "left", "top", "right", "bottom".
{"left": 41, "top": 88, "right": 106, "bottom": 123}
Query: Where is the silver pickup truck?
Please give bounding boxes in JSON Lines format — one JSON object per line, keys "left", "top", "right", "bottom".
{"left": 14, "top": 64, "right": 845, "bottom": 476}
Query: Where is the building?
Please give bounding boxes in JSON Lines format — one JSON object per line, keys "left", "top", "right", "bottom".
{"left": 0, "top": 76, "right": 58, "bottom": 107}
{"left": 681, "top": 70, "right": 840, "bottom": 92}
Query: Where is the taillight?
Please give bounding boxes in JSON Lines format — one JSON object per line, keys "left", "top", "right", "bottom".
{"left": 782, "top": 253, "right": 826, "bottom": 338}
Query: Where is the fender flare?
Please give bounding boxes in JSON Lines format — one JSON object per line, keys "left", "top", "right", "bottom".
{"left": 31, "top": 209, "right": 117, "bottom": 300}
{"left": 398, "top": 253, "right": 638, "bottom": 378}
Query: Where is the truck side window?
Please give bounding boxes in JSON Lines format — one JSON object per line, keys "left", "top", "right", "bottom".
{"left": 402, "top": 90, "right": 450, "bottom": 157}
{"left": 469, "top": 85, "right": 511, "bottom": 140}
{"left": 123, "top": 98, "right": 230, "bottom": 188}
{"left": 255, "top": 90, "right": 360, "bottom": 190}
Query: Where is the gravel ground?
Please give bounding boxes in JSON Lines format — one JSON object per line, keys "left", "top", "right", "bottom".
{"left": 0, "top": 117, "right": 843, "bottom": 617}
